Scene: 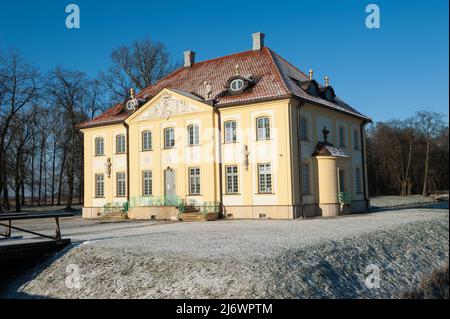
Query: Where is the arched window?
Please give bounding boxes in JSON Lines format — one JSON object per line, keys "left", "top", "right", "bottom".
{"left": 187, "top": 124, "right": 199, "bottom": 146}
{"left": 142, "top": 131, "right": 152, "bottom": 151}
{"left": 256, "top": 117, "right": 270, "bottom": 140}
{"left": 224, "top": 121, "right": 237, "bottom": 143}
{"left": 95, "top": 137, "right": 104, "bottom": 156}
{"left": 116, "top": 134, "right": 126, "bottom": 153}
{"left": 164, "top": 128, "right": 175, "bottom": 149}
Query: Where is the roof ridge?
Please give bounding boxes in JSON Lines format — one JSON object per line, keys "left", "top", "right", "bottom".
{"left": 266, "top": 48, "right": 295, "bottom": 96}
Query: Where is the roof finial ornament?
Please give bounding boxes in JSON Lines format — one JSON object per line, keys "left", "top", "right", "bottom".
{"left": 322, "top": 126, "right": 330, "bottom": 143}
{"left": 324, "top": 76, "right": 329, "bottom": 87}
{"left": 204, "top": 80, "right": 212, "bottom": 100}
{"left": 235, "top": 64, "right": 240, "bottom": 76}
{"left": 309, "top": 69, "right": 314, "bottom": 80}
{"left": 130, "top": 88, "right": 135, "bottom": 99}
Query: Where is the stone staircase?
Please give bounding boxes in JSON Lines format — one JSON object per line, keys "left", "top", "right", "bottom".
{"left": 100, "top": 210, "right": 127, "bottom": 220}
{"left": 180, "top": 206, "right": 219, "bottom": 221}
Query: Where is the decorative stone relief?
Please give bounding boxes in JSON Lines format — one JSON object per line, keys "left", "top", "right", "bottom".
{"left": 140, "top": 92, "right": 200, "bottom": 120}
{"left": 105, "top": 158, "right": 112, "bottom": 178}
{"left": 242, "top": 144, "right": 250, "bottom": 170}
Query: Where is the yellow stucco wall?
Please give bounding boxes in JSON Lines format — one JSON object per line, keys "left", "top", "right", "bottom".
{"left": 80, "top": 89, "right": 368, "bottom": 219}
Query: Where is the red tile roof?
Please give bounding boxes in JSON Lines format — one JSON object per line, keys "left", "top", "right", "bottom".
{"left": 78, "top": 47, "right": 369, "bottom": 128}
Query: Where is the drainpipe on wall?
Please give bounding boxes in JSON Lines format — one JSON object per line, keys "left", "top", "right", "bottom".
{"left": 212, "top": 105, "right": 224, "bottom": 218}
{"left": 360, "top": 120, "right": 371, "bottom": 210}
{"left": 296, "top": 101, "right": 305, "bottom": 218}
{"left": 124, "top": 122, "right": 130, "bottom": 204}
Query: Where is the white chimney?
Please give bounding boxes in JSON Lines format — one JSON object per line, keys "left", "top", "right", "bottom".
{"left": 252, "top": 32, "right": 265, "bottom": 51}
{"left": 184, "top": 51, "right": 195, "bottom": 67}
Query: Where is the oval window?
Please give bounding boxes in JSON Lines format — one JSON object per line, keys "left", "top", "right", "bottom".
{"left": 230, "top": 79, "right": 244, "bottom": 92}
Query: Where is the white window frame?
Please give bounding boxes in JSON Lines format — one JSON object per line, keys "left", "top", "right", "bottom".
{"left": 230, "top": 79, "right": 244, "bottom": 92}
{"left": 142, "top": 170, "right": 152, "bottom": 196}
{"left": 164, "top": 128, "right": 175, "bottom": 149}
{"left": 225, "top": 165, "right": 239, "bottom": 194}
{"left": 116, "top": 172, "right": 126, "bottom": 197}
{"left": 142, "top": 131, "right": 152, "bottom": 151}
{"left": 95, "top": 137, "right": 104, "bottom": 156}
{"left": 256, "top": 117, "right": 270, "bottom": 141}
{"left": 188, "top": 167, "right": 201, "bottom": 195}
{"left": 95, "top": 174, "right": 104, "bottom": 197}
{"left": 116, "top": 134, "right": 126, "bottom": 154}
{"left": 224, "top": 121, "right": 237, "bottom": 143}
{"left": 187, "top": 124, "right": 200, "bottom": 146}
{"left": 258, "top": 163, "right": 272, "bottom": 193}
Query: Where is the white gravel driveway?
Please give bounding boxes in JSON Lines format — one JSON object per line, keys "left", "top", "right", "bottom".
{"left": 3, "top": 202, "right": 449, "bottom": 299}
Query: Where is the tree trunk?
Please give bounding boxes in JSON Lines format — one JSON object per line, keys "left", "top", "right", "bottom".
{"left": 422, "top": 139, "right": 430, "bottom": 196}
{"left": 51, "top": 139, "right": 57, "bottom": 205}
{"left": 65, "top": 161, "right": 74, "bottom": 211}
{"left": 21, "top": 181, "right": 25, "bottom": 206}
{"left": 57, "top": 148, "right": 67, "bottom": 206}
{"left": 3, "top": 173, "right": 10, "bottom": 211}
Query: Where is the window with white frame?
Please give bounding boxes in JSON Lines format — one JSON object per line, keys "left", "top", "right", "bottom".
{"left": 353, "top": 129, "right": 360, "bottom": 150}
{"left": 142, "top": 131, "right": 152, "bottom": 151}
{"left": 258, "top": 163, "right": 272, "bottom": 193}
{"left": 301, "top": 163, "right": 310, "bottom": 194}
{"left": 95, "top": 174, "right": 104, "bottom": 197}
{"left": 95, "top": 137, "right": 104, "bottom": 156}
{"left": 164, "top": 128, "right": 175, "bottom": 149}
{"left": 116, "top": 134, "right": 126, "bottom": 153}
{"left": 256, "top": 117, "right": 270, "bottom": 140}
{"left": 300, "top": 116, "right": 308, "bottom": 140}
{"left": 338, "top": 126, "right": 346, "bottom": 147}
{"left": 187, "top": 124, "right": 200, "bottom": 146}
{"left": 142, "top": 170, "right": 152, "bottom": 196}
{"left": 225, "top": 166, "right": 239, "bottom": 194}
{"left": 116, "top": 172, "right": 126, "bottom": 197}
{"left": 355, "top": 167, "right": 362, "bottom": 194}
{"left": 189, "top": 167, "right": 201, "bottom": 195}
{"left": 224, "top": 121, "right": 237, "bottom": 143}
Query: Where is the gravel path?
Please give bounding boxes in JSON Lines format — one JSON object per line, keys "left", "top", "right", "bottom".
{"left": 2, "top": 204, "right": 448, "bottom": 299}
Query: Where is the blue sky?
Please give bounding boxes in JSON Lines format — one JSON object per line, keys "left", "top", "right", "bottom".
{"left": 0, "top": 0, "right": 448, "bottom": 122}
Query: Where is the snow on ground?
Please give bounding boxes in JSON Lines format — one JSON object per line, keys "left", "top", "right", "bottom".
{"left": 2, "top": 202, "right": 448, "bottom": 299}
{"left": 369, "top": 195, "right": 445, "bottom": 209}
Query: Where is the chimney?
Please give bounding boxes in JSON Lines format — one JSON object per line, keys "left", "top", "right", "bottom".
{"left": 184, "top": 51, "right": 195, "bottom": 67}
{"left": 252, "top": 32, "right": 265, "bottom": 51}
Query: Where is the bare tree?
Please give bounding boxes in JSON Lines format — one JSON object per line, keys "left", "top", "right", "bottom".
{"left": 100, "top": 38, "right": 179, "bottom": 102}
{"left": 415, "top": 111, "right": 446, "bottom": 196}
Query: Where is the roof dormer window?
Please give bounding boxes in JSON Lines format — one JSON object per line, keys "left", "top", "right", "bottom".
{"left": 230, "top": 78, "right": 244, "bottom": 92}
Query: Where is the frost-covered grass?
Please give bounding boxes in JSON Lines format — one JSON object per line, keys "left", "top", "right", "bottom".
{"left": 3, "top": 205, "right": 448, "bottom": 299}
{"left": 369, "top": 195, "right": 439, "bottom": 209}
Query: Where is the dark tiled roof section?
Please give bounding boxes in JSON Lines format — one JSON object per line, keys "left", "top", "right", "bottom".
{"left": 78, "top": 47, "right": 369, "bottom": 128}
{"left": 269, "top": 50, "right": 370, "bottom": 120}
{"left": 139, "top": 48, "right": 291, "bottom": 106}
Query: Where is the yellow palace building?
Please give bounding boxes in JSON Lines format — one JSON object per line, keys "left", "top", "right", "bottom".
{"left": 78, "top": 33, "right": 371, "bottom": 220}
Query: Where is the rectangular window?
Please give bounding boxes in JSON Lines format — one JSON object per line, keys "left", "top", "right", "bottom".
{"left": 301, "top": 163, "right": 310, "bottom": 194}
{"left": 116, "top": 172, "right": 126, "bottom": 197}
{"left": 164, "top": 128, "right": 175, "bottom": 149}
{"left": 257, "top": 117, "right": 270, "bottom": 140}
{"left": 188, "top": 125, "right": 200, "bottom": 146}
{"left": 258, "top": 163, "right": 272, "bottom": 193}
{"left": 225, "top": 166, "right": 239, "bottom": 194}
{"left": 189, "top": 167, "right": 201, "bottom": 195}
{"left": 353, "top": 129, "right": 360, "bottom": 150}
{"left": 142, "top": 170, "right": 152, "bottom": 196}
{"left": 95, "top": 174, "right": 104, "bottom": 197}
{"left": 355, "top": 167, "right": 362, "bottom": 194}
{"left": 95, "top": 137, "right": 104, "bottom": 156}
{"left": 338, "top": 169, "right": 345, "bottom": 192}
{"left": 142, "top": 131, "right": 152, "bottom": 151}
{"left": 224, "top": 121, "right": 237, "bottom": 143}
{"left": 339, "top": 126, "right": 345, "bottom": 147}
{"left": 300, "top": 116, "right": 308, "bottom": 140}
{"left": 116, "top": 134, "right": 126, "bottom": 153}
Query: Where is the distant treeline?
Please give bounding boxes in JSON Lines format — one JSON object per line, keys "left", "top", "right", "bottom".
{"left": 366, "top": 112, "right": 449, "bottom": 196}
